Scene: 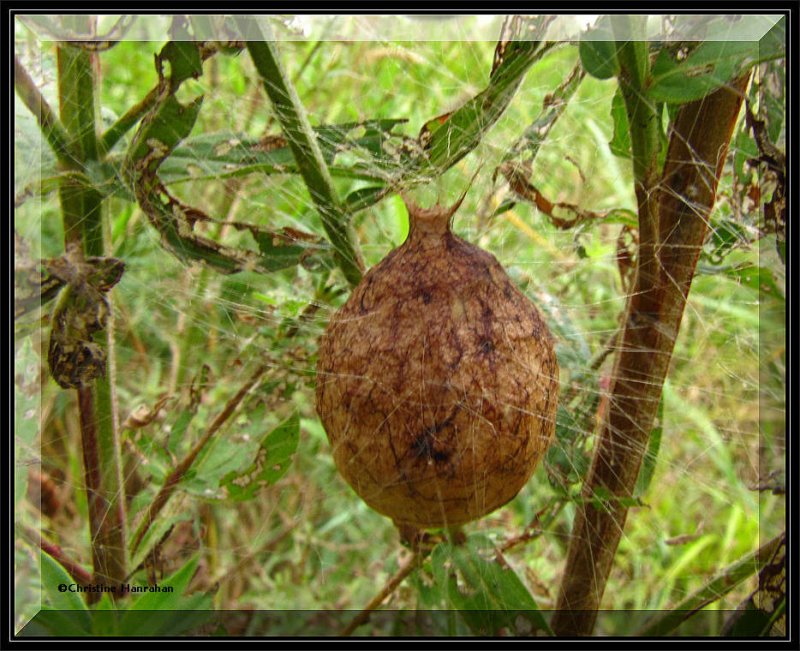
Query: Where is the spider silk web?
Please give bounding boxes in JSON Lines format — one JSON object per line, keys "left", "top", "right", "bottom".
{"left": 13, "top": 14, "right": 786, "bottom": 637}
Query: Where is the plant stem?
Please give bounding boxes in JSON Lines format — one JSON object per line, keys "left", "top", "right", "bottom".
{"left": 99, "top": 86, "right": 158, "bottom": 156}
{"left": 14, "top": 56, "right": 77, "bottom": 168}
{"left": 341, "top": 550, "right": 429, "bottom": 636}
{"left": 235, "top": 17, "right": 365, "bottom": 287}
{"left": 21, "top": 525, "right": 94, "bottom": 587}
{"left": 76, "top": 387, "right": 119, "bottom": 594}
{"left": 612, "top": 17, "right": 661, "bottom": 289}
{"left": 56, "top": 42, "right": 102, "bottom": 250}
{"left": 55, "top": 16, "right": 128, "bottom": 592}
{"left": 552, "top": 75, "right": 750, "bottom": 636}
{"left": 131, "top": 364, "right": 268, "bottom": 554}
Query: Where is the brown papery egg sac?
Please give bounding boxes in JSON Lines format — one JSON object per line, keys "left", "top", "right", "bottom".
{"left": 315, "top": 195, "right": 559, "bottom": 529}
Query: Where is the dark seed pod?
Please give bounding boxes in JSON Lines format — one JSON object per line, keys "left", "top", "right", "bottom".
{"left": 316, "top": 195, "right": 559, "bottom": 528}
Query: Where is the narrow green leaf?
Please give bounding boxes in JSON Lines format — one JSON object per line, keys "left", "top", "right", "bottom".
{"left": 124, "top": 555, "right": 204, "bottom": 612}
{"left": 25, "top": 609, "right": 93, "bottom": 637}
{"left": 608, "top": 87, "right": 631, "bottom": 158}
{"left": 634, "top": 398, "right": 663, "bottom": 497}
{"left": 129, "top": 509, "right": 193, "bottom": 570}
{"left": 237, "top": 19, "right": 364, "bottom": 286}
{"left": 490, "top": 198, "right": 517, "bottom": 218}
{"left": 167, "top": 407, "right": 198, "bottom": 457}
{"left": 762, "top": 60, "right": 786, "bottom": 144}
{"left": 638, "top": 533, "right": 783, "bottom": 636}
{"left": 117, "top": 608, "right": 213, "bottom": 637}
{"left": 119, "top": 556, "right": 213, "bottom": 636}
{"left": 344, "top": 186, "right": 389, "bottom": 214}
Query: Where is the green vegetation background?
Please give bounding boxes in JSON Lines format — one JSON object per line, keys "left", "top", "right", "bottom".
{"left": 15, "top": 30, "right": 785, "bottom": 635}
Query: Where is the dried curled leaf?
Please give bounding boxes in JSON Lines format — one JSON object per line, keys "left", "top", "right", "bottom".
{"left": 46, "top": 252, "right": 124, "bottom": 389}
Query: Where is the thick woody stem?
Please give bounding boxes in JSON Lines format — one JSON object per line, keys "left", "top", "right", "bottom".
{"left": 552, "top": 75, "right": 749, "bottom": 636}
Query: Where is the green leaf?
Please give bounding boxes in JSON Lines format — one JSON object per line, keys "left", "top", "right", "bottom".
{"left": 118, "top": 555, "right": 213, "bottom": 636}
{"left": 634, "top": 398, "right": 663, "bottom": 497}
{"left": 429, "top": 535, "right": 551, "bottom": 636}
{"left": 648, "top": 19, "right": 786, "bottom": 104}
{"left": 724, "top": 600, "right": 774, "bottom": 637}
{"left": 579, "top": 17, "right": 620, "bottom": 79}
{"left": 126, "top": 94, "right": 204, "bottom": 171}
{"left": 125, "top": 555, "right": 207, "bottom": 611}
{"left": 129, "top": 509, "right": 193, "bottom": 569}
{"left": 344, "top": 186, "right": 389, "bottom": 214}
{"left": 759, "top": 17, "right": 788, "bottom": 62}
{"left": 167, "top": 406, "right": 199, "bottom": 457}
{"left": 608, "top": 87, "right": 630, "bottom": 158}
{"left": 725, "top": 264, "right": 783, "bottom": 298}
{"left": 707, "top": 219, "right": 750, "bottom": 261}
{"left": 250, "top": 230, "right": 331, "bottom": 274}
{"left": 762, "top": 60, "right": 786, "bottom": 144}
{"left": 490, "top": 198, "right": 517, "bottom": 219}
{"left": 238, "top": 30, "right": 364, "bottom": 286}
{"left": 220, "top": 411, "right": 300, "bottom": 501}
{"left": 39, "top": 552, "right": 91, "bottom": 628}
{"left": 182, "top": 407, "right": 266, "bottom": 499}
{"left": 24, "top": 609, "right": 93, "bottom": 637}
{"left": 117, "top": 608, "right": 213, "bottom": 637}
{"left": 160, "top": 41, "right": 203, "bottom": 86}
{"left": 546, "top": 405, "right": 590, "bottom": 487}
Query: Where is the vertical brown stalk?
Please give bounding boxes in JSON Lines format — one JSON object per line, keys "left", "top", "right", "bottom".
{"left": 77, "top": 386, "right": 125, "bottom": 595}
{"left": 54, "top": 15, "right": 128, "bottom": 593}
{"left": 552, "top": 75, "right": 750, "bottom": 636}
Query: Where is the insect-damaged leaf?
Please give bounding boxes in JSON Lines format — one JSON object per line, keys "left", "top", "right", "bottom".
{"left": 127, "top": 94, "right": 204, "bottom": 173}
{"left": 183, "top": 406, "right": 299, "bottom": 500}
{"left": 220, "top": 411, "right": 300, "bottom": 501}
{"left": 157, "top": 120, "right": 411, "bottom": 185}
{"left": 647, "top": 18, "right": 785, "bottom": 104}
{"left": 419, "top": 39, "right": 546, "bottom": 174}
{"left": 158, "top": 41, "right": 203, "bottom": 87}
